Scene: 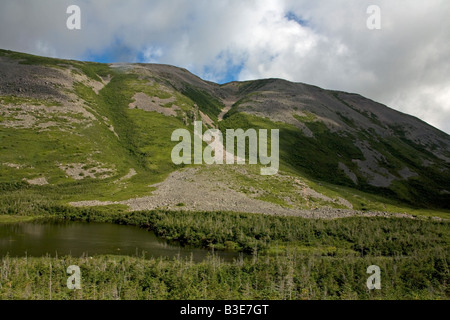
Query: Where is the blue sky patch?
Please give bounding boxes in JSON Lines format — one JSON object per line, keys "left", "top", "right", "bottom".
{"left": 285, "top": 11, "right": 308, "bottom": 27}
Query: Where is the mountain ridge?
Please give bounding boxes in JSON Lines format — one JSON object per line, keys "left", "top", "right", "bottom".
{"left": 0, "top": 48, "right": 449, "bottom": 217}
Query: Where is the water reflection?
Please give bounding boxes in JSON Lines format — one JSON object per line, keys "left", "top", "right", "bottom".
{"left": 0, "top": 219, "right": 242, "bottom": 262}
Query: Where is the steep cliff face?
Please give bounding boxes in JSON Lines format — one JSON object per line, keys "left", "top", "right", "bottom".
{"left": 0, "top": 49, "right": 449, "bottom": 213}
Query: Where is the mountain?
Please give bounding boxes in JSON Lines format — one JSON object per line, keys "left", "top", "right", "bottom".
{"left": 0, "top": 49, "right": 449, "bottom": 218}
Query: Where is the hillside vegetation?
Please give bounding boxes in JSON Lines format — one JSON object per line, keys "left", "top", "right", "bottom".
{"left": 0, "top": 49, "right": 449, "bottom": 300}
{"left": 1, "top": 208, "right": 448, "bottom": 300}
{"left": 0, "top": 49, "right": 449, "bottom": 217}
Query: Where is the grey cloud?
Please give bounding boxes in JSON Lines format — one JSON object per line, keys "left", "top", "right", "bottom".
{"left": 0, "top": 0, "right": 448, "bottom": 133}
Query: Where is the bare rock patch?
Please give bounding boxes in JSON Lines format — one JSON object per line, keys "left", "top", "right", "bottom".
{"left": 58, "top": 162, "right": 115, "bottom": 180}
{"left": 129, "top": 92, "right": 180, "bottom": 117}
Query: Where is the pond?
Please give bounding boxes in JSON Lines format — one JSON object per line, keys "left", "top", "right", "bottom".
{"left": 0, "top": 219, "right": 242, "bottom": 262}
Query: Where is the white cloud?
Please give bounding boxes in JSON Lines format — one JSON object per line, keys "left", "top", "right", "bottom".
{"left": 0, "top": 0, "right": 449, "bottom": 133}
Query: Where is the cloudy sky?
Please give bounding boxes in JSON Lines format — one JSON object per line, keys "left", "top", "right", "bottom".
{"left": 1, "top": 0, "right": 449, "bottom": 133}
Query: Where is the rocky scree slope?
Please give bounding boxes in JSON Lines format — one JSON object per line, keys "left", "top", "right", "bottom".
{"left": 0, "top": 49, "right": 449, "bottom": 215}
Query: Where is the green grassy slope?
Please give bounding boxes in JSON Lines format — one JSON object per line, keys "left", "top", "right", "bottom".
{"left": 0, "top": 49, "right": 449, "bottom": 217}
{"left": 0, "top": 50, "right": 449, "bottom": 301}
{"left": 220, "top": 110, "right": 450, "bottom": 211}
{"left": 0, "top": 50, "right": 196, "bottom": 205}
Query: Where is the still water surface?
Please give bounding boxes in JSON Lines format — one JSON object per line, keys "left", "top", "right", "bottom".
{"left": 0, "top": 219, "right": 241, "bottom": 262}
